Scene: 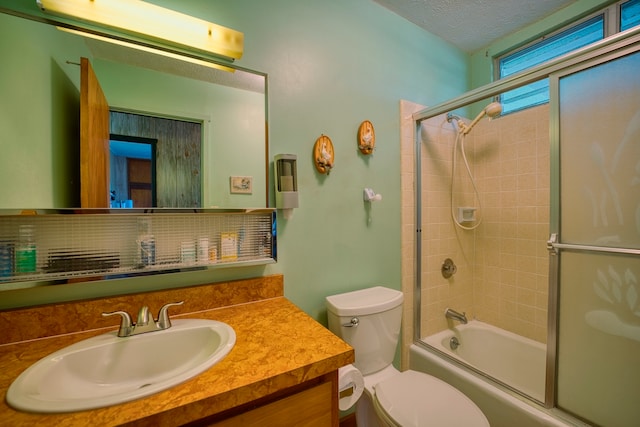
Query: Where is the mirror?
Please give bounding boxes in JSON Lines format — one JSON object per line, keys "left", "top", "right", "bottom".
{"left": 0, "top": 9, "right": 268, "bottom": 209}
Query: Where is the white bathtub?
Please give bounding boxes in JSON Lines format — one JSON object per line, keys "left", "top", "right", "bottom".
{"left": 423, "top": 320, "right": 546, "bottom": 401}
{"left": 410, "top": 321, "right": 586, "bottom": 427}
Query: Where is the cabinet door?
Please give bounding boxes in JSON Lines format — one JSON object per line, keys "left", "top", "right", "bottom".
{"left": 212, "top": 381, "right": 336, "bottom": 427}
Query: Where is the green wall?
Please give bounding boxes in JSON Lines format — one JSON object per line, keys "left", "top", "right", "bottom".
{"left": 0, "top": 0, "right": 469, "bottom": 321}
{"left": 168, "top": 0, "right": 470, "bottom": 321}
{"left": 0, "top": 12, "right": 86, "bottom": 208}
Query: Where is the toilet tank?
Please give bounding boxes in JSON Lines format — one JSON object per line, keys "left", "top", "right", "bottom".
{"left": 326, "top": 286, "right": 403, "bottom": 375}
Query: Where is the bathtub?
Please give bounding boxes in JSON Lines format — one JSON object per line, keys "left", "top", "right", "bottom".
{"left": 410, "top": 321, "right": 586, "bottom": 427}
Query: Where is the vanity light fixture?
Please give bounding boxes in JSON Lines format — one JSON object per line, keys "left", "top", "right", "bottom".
{"left": 36, "top": 0, "right": 244, "bottom": 61}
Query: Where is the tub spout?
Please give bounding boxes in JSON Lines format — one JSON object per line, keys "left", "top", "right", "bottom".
{"left": 445, "top": 308, "right": 468, "bottom": 324}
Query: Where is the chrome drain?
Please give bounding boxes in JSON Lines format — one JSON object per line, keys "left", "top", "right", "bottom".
{"left": 449, "top": 336, "right": 460, "bottom": 350}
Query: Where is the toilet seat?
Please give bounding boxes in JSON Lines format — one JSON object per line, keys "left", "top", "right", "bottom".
{"left": 373, "top": 370, "right": 489, "bottom": 427}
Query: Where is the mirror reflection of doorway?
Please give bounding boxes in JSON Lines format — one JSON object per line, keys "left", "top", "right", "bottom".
{"left": 109, "top": 135, "right": 157, "bottom": 208}
{"left": 109, "top": 111, "right": 202, "bottom": 208}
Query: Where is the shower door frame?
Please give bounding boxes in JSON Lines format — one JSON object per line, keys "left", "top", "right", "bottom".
{"left": 412, "top": 25, "right": 640, "bottom": 411}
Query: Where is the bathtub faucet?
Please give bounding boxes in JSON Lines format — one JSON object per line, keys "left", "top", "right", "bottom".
{"left": 445, "top": 308, "right": 468, "bottom": 324}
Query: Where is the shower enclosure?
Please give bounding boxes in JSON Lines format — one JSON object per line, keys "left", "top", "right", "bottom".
{"left": 403, "top": 27, "right": 640, "bottom": 427}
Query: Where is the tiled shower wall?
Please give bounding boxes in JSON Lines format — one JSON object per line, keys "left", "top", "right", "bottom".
{"left": 472, "top": 104, "right": 550, "bottom": 343}
{"left": 400, "top": 101, "right": 550, "bottom": 358}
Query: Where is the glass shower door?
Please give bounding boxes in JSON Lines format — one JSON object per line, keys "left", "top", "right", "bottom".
{"left": 551, "top": 47, "right": 640, "bottom": 427}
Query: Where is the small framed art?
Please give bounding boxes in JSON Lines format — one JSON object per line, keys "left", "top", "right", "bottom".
{"left": 230, "top": 176, "right": 253, "bottom": 194}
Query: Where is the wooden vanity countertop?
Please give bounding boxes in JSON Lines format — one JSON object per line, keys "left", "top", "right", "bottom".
{"left": 0, "top": 276, "right": 354, "bottom": 426}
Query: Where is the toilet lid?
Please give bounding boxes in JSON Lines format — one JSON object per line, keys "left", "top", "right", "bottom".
{"left": 374, "top": 370, "right": 489, "bottom": 427}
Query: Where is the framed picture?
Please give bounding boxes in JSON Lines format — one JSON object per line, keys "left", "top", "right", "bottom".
{"left": 230, "top": 176, "right": 253, "bottom": 194}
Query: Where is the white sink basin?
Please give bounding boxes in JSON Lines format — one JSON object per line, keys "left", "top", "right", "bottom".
{"left": 6, "top": 318, "right": 235, "bottom": 413}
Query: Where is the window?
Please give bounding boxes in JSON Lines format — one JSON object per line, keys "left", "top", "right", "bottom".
{"left": 621, "top": 0, "right": 640, "bottom": 31}
{"left": 496, "top": 0, "right": 640, "bottom": 115}
{"left": 498, "top": 16, "right": 604, "bottom": 114}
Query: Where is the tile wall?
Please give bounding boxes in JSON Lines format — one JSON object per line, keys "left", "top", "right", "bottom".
{"left": 472, "top": 104, "right": 550, "bottom": 343}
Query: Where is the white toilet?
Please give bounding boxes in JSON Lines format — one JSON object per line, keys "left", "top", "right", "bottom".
{"left": 326, "top": 286, "right": 489, "bottom": 427}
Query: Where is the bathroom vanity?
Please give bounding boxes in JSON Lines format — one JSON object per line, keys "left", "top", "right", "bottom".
{"left": 0, "top": 275, "right": 354, "bottom": 426}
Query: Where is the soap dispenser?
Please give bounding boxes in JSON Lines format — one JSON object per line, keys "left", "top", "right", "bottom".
{"left": 274, "top": 154, "right": 298, "bottom": 219}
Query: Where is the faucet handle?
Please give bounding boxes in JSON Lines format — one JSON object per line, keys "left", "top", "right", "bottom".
{"left": 102, "top": 310, "right": 133, "bottom": 337}
{"left": 157, "top": 301, "right": 184, "bottom": 329}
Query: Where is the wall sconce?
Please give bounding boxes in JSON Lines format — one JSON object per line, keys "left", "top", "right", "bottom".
{"left": 37, "top": 0, "right": 244, "bottom": 61}
{"left": 274, "top": 154, "right": 298, "bottom": 219}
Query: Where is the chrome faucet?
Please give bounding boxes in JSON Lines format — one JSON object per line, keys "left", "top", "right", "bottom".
{"left": 102, "top": 301, "right": 184, "bottom": 337}
{"left": 445, "top": 308, "right": 468, "bottom": 324}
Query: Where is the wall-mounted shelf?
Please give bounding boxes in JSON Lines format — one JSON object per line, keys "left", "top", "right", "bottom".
{"left": 0, "top": 208, "right": 276, "bottom": 287}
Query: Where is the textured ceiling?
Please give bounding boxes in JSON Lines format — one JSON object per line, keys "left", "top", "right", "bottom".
{"left": 372, "top": 0, "right": 578, "bottom": 52}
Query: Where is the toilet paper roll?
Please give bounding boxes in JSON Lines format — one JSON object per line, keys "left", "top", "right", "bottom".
{"left": 338, "top": 364, "right": 364, "bottom": 411}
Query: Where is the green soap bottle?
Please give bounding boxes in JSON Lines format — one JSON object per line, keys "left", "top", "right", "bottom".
{"left": 15, "top": 225, "right": 36, "bottom": 274}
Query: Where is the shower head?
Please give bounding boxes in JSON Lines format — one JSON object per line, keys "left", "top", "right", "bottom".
{"left": 463, "top": 101, "right": 502, "bottom": 135}
{"left": 484, "top": 101, "right": 503, "bottom": 118}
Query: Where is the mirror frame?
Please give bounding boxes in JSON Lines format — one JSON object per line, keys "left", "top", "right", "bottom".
{"left": 0, "top": 4, "right": 270, "bottom": 209}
